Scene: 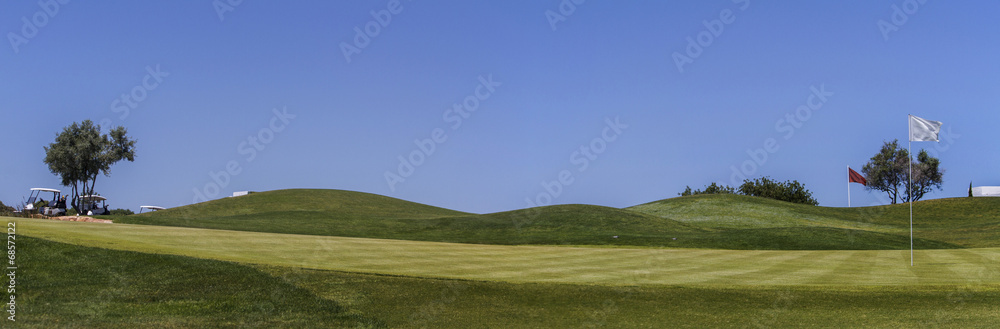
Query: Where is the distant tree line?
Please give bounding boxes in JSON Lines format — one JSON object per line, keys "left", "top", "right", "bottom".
{"left": 680, "top": 177, "right": 819, "bottom": 206}
{"left": 0, "top": 200, "right": 14, "bottom": 216}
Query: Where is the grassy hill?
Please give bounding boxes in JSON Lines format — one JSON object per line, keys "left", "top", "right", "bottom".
{"left": 629, "top": 194, "right": 1000, "bottom": 248}
{"left": 121, "top": 194, "right": 706, "bottom": 247}
{"left": 141, "top": 189, "right": 470, "bottom": 220}
{"left": 114, "top": 189, "right": 999, "bottom": 250}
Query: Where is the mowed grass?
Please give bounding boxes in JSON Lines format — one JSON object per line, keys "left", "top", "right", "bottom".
{"left": 263, "top": 266, "right": 1000, "bottom": 329}
{"left": 13, "top": 236, "right": 381, "bottom": 328}
{"left": 13, "top": 229, "right": 1000, "bottom": 328}
{"left": 630, "top": 194, "right": 1000, "bottom": 248}
{"left": 114, "top": 189, "right": 999, "bottom": 250}
{"left": 14, "top": 218, "right": 1000, "bottom": 286}
{"left": 121, "top": 202, "right": 711, "bottom": 248}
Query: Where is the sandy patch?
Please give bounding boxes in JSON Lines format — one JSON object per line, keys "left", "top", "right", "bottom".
{"left": 50, "top": 216, "right": 113, "bottom": 223}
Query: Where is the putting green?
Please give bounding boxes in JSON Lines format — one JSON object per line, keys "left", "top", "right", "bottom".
{"left": 12, "top": 218, "right": 999, "bottom": 286}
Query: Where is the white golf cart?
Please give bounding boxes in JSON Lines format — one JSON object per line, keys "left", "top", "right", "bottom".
{"left": 81, "top": 195, "right": 110, "bottom": 216}
{"left": 139, "top": 205, "right": 165, "bottom": 214}
{"left": 24, "top": 188, "right": 67, "bottom": 216}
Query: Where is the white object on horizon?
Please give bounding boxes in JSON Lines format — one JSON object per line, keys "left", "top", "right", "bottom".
{"left": 909, "top": 115, "right": 942, "bottom": 142}
{"left": 232, "top": 191, "right": 251, "bottom": 197}
{"left": 139, "top": 205, "right": 166, "bottom": 213}
{"left": 972, "top": 186, "right": 1000, "bottom": 197}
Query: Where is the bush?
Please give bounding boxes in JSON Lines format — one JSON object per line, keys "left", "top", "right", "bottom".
{"left": 109, "top": 208, "right": 134, "bottom": 216}
{"left": 679, "top": 183, "right": 736, "bottom": 196}
{"left": 0, "top": 201, "right": 15, "bottom": 216}
{"left": 738, "top": 177, "right": 819, "bottom": 206}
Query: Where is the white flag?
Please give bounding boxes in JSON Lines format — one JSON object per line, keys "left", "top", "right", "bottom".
{"left": 909, "top": 115, "right": 942, "bottom": 142}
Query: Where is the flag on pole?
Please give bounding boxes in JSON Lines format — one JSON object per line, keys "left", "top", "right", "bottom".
{"left": 909, "top": 115, "right": 942, "bottom": 142}
{"left": 907, "top": 115, "right": 943, "bottom": 267}
{"left": 849, "top": 168, "right": 867, "bottom": 186}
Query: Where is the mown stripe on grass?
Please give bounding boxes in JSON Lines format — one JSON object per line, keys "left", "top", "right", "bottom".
{"left": 807, "top": 250, "right": 875, "bottom": 285}
{"left": 697, "top": 251, "right": 811, "bottom": 285}
{"left": 14, "top": 218, "right": 1000, "bottom": 286}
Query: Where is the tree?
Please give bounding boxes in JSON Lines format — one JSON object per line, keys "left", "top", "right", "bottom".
{"left": 43, "top": 120, "right": 136, "bottom": 212}
{"left": 738, "top": 177, "right": 819, "bottom": 205}
{"left": 907, "top": 149, "right": 944, "bottom": 202}
{"left": 861, "top": 140, "right": 943, "bottom": 204}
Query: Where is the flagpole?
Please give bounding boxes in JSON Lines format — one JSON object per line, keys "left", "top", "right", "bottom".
{"left": 908, "top": 115, "right": 914, "bottom": 267}
{"left": 848, "top": 166, "right": 851, "bottom": 208}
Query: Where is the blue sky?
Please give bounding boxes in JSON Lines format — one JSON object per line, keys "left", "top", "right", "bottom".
{"left": 2, "top": 1, "right": 998, "bottom": 214}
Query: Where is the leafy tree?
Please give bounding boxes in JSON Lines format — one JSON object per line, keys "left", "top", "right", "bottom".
{"left": 907, "top": 149, "right": 944, "bottom": 202}
{"left": 679, "top": 183, "right": 735, "bottom": 196}
{"left": 861, "top": 140, "right": 909, "bottom": 204}
{"left": 738, "top": 177, "right": 819, "bottom": 205}
{"left": 969, "top": 182, "right": 974, "bottom": 198}
{"left": 861, "top": 140, "right": 943, "bottom": 204}
{"left": 43, "top": 120, "right": 136, "bottom": 212}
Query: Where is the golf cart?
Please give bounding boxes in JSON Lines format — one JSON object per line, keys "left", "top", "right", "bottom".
{"left": 24, "top": 188, "right": 66, "bottom": 216}
{"left": 80, "top": 195, "right": 109, "bottom": 216}
{"left": 139, "top": 205, "right": 165, "bottom": 214}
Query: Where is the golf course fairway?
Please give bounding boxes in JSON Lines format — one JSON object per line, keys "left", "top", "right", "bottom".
{"left": 13, "top": 218, "right": 999, "bottom": 286}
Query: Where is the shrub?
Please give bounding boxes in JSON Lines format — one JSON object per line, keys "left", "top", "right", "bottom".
{"left": 679, "top": 183, "right": 736, "bottom": 196}
{"left": 738, "top": 177, "right": 819, "bottom": 206}
{"left": 0, "top": 201, "right": 15, "bottom": 216}
{"left": 109, "top": 208, "right": 135, "bottom": 216}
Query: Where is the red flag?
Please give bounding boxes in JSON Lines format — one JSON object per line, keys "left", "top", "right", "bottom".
{"left": 849, "top": 168, "right": 867, "bottom": 186}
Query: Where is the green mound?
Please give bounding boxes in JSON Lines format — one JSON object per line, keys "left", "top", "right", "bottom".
{"left": 408, "top": 204, "right": 705, "bottom": 245}
{"left": 15, "top": 236, "right": 381, "bottom": 328}
{"left": 141, "top": 188, "right": 469, "bottom": 220}
{"left": 629, "top": 194, "right": 1000, "bottom": 248}
{"left": 115, "top": 189, "right": 999, "bottom": 250}
{"left": 122, "top": 200, "right": 704, "bottom": 247}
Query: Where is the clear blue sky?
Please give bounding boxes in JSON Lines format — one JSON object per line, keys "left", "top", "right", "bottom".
{"left": 2, "top": 1, "right": 998, "bottom": 214}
